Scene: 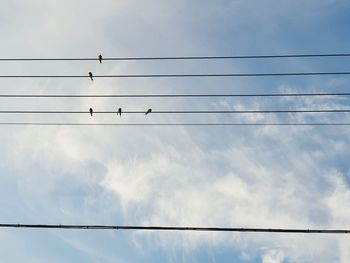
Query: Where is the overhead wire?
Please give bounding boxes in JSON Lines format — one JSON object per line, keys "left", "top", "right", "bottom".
{"left": 0, "top": 109, "right": 348, "bottom": 114}
{"left": 1, "top": 72, "right": 350, "bottom": 78}
{"left": 0, "top": 223, "right": 349, "bottom": 234}
{"left": 1, "top": 53, "right": 350, "bottom": 61}
{"left": 0, "top": 122, "right": 349, "bottom": 126}
{"left": 0, "top": 92, "right": 349, "bottom": 98}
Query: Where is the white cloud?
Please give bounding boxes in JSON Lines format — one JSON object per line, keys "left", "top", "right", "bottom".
{"left": 262, "top": 249, "right": 285, "bottom": 263}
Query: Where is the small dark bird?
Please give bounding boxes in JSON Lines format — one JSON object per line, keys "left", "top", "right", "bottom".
{"left": 89, "top": 108, "right": 93, "bottom": 116}
{"left": 98, "top": 54, "right": 102, "bottom": 64}
{"left": 89, "top": 72, "right": 93, "bottom": 81}
{"left": 145, "top": 108, "right": 152, "bottom": 115}
{"left": 117, "top": 107, "right": 122, "bottom": 117}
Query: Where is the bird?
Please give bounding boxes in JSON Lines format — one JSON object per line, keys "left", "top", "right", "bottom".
{"left": 89, "top": 72, "right": 93, "bottom": 81}
{"left": 145, "top": 108, "right": 152, "bottom": 115}
{"left": 89, "top": 108, "right": 93, "bottom": 116}
{"left": 117, "top": 107, "right": 122, "bottom": 117}
{"left": 98, "top": 54, "right": 102, "bottom": 64}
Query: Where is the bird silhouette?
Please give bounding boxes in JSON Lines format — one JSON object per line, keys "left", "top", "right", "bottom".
{"left": 98, "top": 54, "right": 102, "bottom": 64}
{"left": 117, "top": 107, "right": 122, "bottom": 117}
{"left": 89, "top": 108, "right": 93, "bottom": 116}
{"left": 89, "top": 72, "right": 93, "bottom": 81}
{"left": 145, "top": 108, "right": 152, "bottom": 115}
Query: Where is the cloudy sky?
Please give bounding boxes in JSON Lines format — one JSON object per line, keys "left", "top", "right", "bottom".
{"left": 1, "top": 0, "right": 350, "bottom": 262}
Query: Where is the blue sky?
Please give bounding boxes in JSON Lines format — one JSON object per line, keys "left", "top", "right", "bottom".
{"left": 1, "top": 0, "right": 350, "bottom": 262}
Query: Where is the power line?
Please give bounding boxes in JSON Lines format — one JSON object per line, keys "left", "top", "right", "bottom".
{"left": 1, "top": 72, "right": 350, "bottom": 78}
{"left": 0, "top": 92, "right": 350, "bottom": 98}
{"left": 0, "top": 122, "right": 349, "bottom": 126}
{"left": 0, "top": 109, "right": 349, "bottom": 114}
{"left": 0, "top": 223, "right": 348, "bottom": 234}
{"left": 1, "top": 53, "right": 350, "bottom": 61}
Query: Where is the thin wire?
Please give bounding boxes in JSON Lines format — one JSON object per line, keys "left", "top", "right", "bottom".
{"left": 0, "top": 122, "right": 349, "bottom": 126}
{"left": 0, "top": 224, "right": 348, "bottom": 234}
{"left": 0, "top": 109, "right": 349, "bottom": 114}
{"left": 0, "top": 92, "right": 350, "bottom": 98}
{"left": 1, "top": 72, "right": 350, "bottom": 78}
{"left": 1, "top": 53, "right": 350, "bottom": 61}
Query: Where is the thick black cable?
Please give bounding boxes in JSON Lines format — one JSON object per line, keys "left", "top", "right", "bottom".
{"left": 0, "top": 92, "right": 350, "bottom": 98}
{"left": 1, "top": 53, "right": 350, "bottom": 61}
{"left": 1, "top": 72, "right": 350, "bottom": 78}
{"left": 0, "top": 122, "right": 349, "bottom": 126}
{"left": 0, "top": 109, "right": 349, "bottom": 114}
{"left": 0, "top": 224, "right": 348, "bottom": 234}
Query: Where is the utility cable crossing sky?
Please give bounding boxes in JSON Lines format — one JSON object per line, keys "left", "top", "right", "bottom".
{"left": 0, "top": 92, "right": 349, "bottom": 98}
{"left": 1, "top": 52, "right": 350, "bottom": 61}
{"left": 0, "top": 122, "right": 349, "bottom": 126}
{"left": 0, "top": 224, "right": 349, "bottom": 234}
{"left": 1, "top": 71, "right": 350, "bottom": 78}
{"left": 0, "top": 109, "right": 349, "bottom": 114}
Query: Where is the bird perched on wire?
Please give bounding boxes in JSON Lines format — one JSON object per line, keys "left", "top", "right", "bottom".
{"left": 89, "top": 72, "right": 93, "bottom": 81}
{"left": 98, "top": 54, "right": 102, "bottom": 64}
{"left": 145, "top": 108, "right": 152, "bottom": 115}
{"left": 117, "top": 107, "right": 122, "bottom": 117}
{"left": 89, "top": 108, "right": 93, "bottom": 116}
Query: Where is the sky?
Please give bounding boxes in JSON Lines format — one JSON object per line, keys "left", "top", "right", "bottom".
{"left": 0, "top": 0, "right": 350, "bottom": 262}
